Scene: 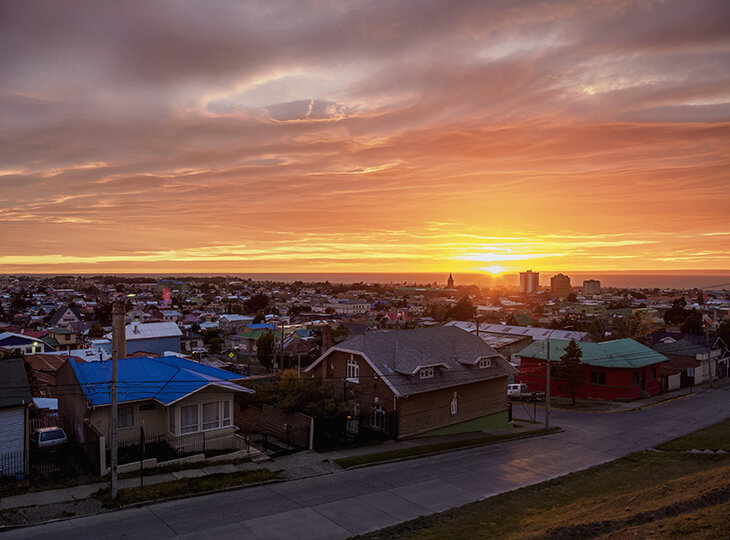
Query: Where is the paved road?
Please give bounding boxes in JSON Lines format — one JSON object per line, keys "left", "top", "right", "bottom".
{"left": 4, "top": 385, "right": 729, "bottom": 539}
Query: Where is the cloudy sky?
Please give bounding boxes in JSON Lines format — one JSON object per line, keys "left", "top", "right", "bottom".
{"left": 1, "top": 0, "right": 729, "bottom": 274}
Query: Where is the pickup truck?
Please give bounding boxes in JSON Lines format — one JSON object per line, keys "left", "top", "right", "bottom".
{"left": 507, "top": 383, "right": 545, "bottom": 401}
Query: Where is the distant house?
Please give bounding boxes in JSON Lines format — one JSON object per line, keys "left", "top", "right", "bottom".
{"left": 47, "top": 305, "right": 82, "bottom": 328}
{"left": 0, "top": 332, "right": 51, "bottom": 355}
{"left": 505, "top": 313, "right": 535, "bottom": 327}
{"left": 57, "top": 355, "right": 253, "bottom": 453}
{"left": 105, "top": 322, "right": 182, "bottom": 356}
{"left": 444, "top": 321, "right": 596, "bottom": 343}
{"left": 0, "top": 357, "right": 32, "bottom": 479}
{"left": 219, "top": 315, "right": 254, "bottom": 334}
{"left": 45, "top": 327, "right": 80, "bottom": 352}
{"left": 516, "top": 338, "right": 667, "bottom": 401}
{"left": 652, "top": 338, "right": 727, "bottom": 389}
{"left": 328, "top": 300, "right": 370, "bottom": 315}
{"left": 306, "top": 326, "right": 515, "bottom": 439}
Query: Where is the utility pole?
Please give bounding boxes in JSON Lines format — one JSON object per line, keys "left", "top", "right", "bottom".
{"left": 110, "top": 302, "right": 126, "bottom": 499}
{"left": 544, "top": 330, "right": 555, "bottom": 431}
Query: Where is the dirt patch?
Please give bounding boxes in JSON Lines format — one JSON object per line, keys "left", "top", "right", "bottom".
{"left": 0, "top": 498, "right": 103, "bottom": 529}
{"left": 544, "top": 483, "right": 730, "bottom": 540}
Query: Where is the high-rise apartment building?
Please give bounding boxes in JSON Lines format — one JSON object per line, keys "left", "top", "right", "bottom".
{"left": 519, "top": 270, "right": 540, "bottom": 294}
{"left": 550, "top": 273, "right": 572, "bottom": 298}
{"left": 583, "top": 279, "right": 601, "bottom": 296}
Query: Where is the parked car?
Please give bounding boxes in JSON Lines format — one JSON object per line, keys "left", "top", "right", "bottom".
{"left": 508, "top": 383, "right": 545, "bottom": 401}
{"left": 31, "top": 427, "right": 68, "bottom": 449}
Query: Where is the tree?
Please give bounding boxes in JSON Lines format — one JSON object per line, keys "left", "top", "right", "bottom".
{"left": 664, "top": 297, "right": 689, "bottom": 325}
{"left": 252, "top": 311, "right": 266, "bottom": 324}
{"left": 612, "top": 311, "right": 655, "bottom": 343}
{"left": 203, "top": 329, "right": 222, "bottom": 354}
{"left": 680, "top": 310, "right": 703, "bottom": 335}
{"left": 549, "top": 315, "right": 575, "bottom": 330}
{"left": 449, "top": 297, "right": 475, "bottom": 321}
{"left": 256, "top": 331, "right": 275, "bottom": 371}
{"left": 556, "top": 339, "right": 584, "bottom": 405}
{"left": 566, "top": 292, "right": 578, "bottom": 303}
{"left": 88, "top": 324, "right": 104, "bottom": 339}
{"left": 714, "top": 320, "right": 730, "bottom": 345}
{"left": 696, "top": 292, "right": 705, "bottom": 306}
{"left": 244, "top": 293, "right": 269, "bottom": 315}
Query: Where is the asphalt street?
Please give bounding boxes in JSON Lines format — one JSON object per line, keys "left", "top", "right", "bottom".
{"left": 3, "top": 385, "right": 729, "bottom": 540}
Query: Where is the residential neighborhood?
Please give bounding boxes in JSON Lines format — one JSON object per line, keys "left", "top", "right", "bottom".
{"left": 0, "top": 272, "right": 728, "bottom": 537}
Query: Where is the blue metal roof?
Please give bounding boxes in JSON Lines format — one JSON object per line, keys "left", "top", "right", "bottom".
{"left": 246, "top": 323, "right": 275, "bottom": 330}
{"left": 70, "top": 355, "right": 250, "bottom": 407}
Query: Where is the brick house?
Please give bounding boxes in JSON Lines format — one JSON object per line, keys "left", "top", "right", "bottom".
{"left": 305, "top": 326, "right": 515, "bottom": 439}
{"left": 515, "top": 338, "right": 667, "bottom": 401}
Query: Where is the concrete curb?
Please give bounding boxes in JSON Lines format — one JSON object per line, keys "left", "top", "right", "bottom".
{"left": 0, "top": 475, "right": 286, "bottom": 534}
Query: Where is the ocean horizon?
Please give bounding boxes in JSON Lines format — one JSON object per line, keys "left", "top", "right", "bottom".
{"left": 6, "top": 272, "right": 730, "bottom": 290}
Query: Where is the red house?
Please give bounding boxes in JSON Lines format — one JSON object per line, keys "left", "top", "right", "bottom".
{"left": 515, "top": 338, "right": 667, "bottom": 401}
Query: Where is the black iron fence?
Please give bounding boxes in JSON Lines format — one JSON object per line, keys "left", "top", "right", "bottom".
{"left": 109, "top": 431, "right": 249, "bottom": 466}
{"left": 1, "top": 440, "right": 100, "bottom": 486}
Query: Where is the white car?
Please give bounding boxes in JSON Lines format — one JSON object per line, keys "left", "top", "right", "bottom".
{"left": 508, "top": 383, "right": 545, "bottom": 401}
{"left": 32, "top": 427, "right": 68, "bottom": 448}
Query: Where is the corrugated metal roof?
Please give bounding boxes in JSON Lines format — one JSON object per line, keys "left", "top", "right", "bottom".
{"left": 517, "top": 338, "right": 667, "bottom": 369}
{"left": 70, "top": 355, "right": 251, "bottom": 406}
{"left": 125, "top": 322, "right": 182, "bottom": 340}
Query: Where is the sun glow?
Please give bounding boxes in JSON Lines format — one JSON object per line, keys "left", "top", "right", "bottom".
{"left": 483, "top": 265, "right": 504, "bottom": 274}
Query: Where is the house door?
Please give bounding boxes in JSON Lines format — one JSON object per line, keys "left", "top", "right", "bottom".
{"left": 641, "top": 371, "right": 646, "bottom": 391}
{"left": 346, "top": 403, "right": 359, "bottom": 436}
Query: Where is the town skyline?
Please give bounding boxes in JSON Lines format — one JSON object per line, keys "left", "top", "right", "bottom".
{"left": 2, "top": 0, "right": 729, "bottom": 275}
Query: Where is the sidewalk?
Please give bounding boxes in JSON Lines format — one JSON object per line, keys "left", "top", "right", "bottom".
{"left": 0, "top": 459, "right": 264, "bottom": 511}
{"left": 0, "top": 421, "right": 539, "bottom": 513}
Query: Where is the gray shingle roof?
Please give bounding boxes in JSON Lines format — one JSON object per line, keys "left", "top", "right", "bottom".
{"left": 317, "top": 326, "right": 515, "bottom": 396}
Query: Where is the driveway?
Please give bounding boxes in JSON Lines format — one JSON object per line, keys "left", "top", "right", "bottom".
{"left": 3, "top": 385, "right": 729, "bottom": 539}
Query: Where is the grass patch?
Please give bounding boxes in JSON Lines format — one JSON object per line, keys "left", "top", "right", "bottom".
{"left": 356, "top": 420, "right": 730, "bottom": 540}
{"left": 94, "top": 468, "right": 280, "bottom": 508}
{"left": 655, "top": 417, "right": 730, "bottom": 452}
{"left": 335, "top": 427, "right": 560, "bottom": 470}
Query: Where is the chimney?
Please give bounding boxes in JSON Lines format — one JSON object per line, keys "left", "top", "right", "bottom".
{"left": 321, "top": 324, "right": 333, "bottom": 353}
{"left": 112, "top": 302, "right": 126, "bottom": 361}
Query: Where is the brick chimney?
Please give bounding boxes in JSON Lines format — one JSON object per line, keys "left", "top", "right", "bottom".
{"left": 321, "top": 324, "right": 333, "bottom": 353}
{"left": 112, "top": 302, "right": 126, "bottom": 360}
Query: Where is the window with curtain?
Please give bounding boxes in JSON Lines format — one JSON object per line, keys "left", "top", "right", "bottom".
{"left": 168, "top": 406, "right": 175, "bottom": 434}
{"left": 222, "top": 401, "right": 231, "bottom": 427}
{"left": 118, "top": 405, "right": 134, "bottom": 428}
{"left": 180, "top": 404, "right": 198, "bottom": 434}
{"left": 203, "top": 402, "right": 220, "bottom": 430}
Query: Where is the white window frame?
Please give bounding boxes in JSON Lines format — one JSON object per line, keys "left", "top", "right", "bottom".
{"left": 419, "top": 367, "right": 434, "bottom": 379}
{"left": 479, "top": 357, "right": 492, "bottom": 368}
{"left": 180, "top": 404, "right": 199, "bottom": 435}
{"left": 222, "top": 400, "right": 231, "bottom": 427}
{"left": 346, "top": 356, "right": 359, "bottom": 382}
{"left": 451, "top": 392, "right": 458, "bottom": 415}
{"left": 118, "top": 405, "right": 135, "bottom": 429}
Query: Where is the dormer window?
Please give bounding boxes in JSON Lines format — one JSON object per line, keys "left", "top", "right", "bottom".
{"left": 419, "top": 367, "right": 434, "bottom": 379}
{"left": 478, "top": 357, "right": 492, "bottom": 369}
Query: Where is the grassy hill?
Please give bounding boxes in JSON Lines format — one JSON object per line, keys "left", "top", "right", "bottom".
{"left": 359, "top": 418, "right": 730, "bottom": 540}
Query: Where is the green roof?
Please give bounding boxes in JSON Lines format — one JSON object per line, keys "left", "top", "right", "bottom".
{"left": 512, "top": 314, "right": 533, "bottom": 326}
{"left": 240, "top": 329, "right": 268, "bottom": 340}
{"left": 518, "top": 338, "right": 666, "bottom": 369}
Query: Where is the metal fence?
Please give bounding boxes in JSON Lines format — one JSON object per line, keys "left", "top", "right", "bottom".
{"left": 1, "top": 440, "right": 100, "bottom": 486}
{"left": 110, "top": 431, "right": 249, "bottom": 466}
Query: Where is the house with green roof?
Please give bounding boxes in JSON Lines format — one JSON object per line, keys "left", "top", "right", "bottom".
{"left": 515, "top": 338, "right": 667, "bottom": 401}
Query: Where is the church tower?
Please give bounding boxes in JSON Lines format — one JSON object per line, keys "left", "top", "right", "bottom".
{"left": 447, "top": 273, "right": 454, "bottom": 288}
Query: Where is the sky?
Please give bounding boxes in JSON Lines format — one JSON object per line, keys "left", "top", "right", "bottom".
{"left": 1, "top": 0, "right": 729, "bottom": 275}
